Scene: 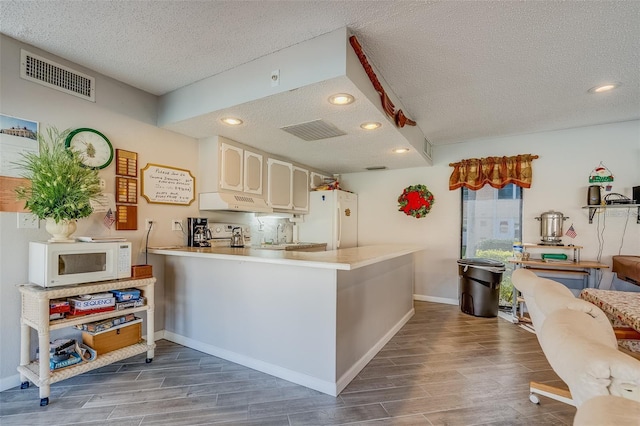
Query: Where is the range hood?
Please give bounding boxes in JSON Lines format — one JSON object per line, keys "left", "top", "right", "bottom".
{"left": 199, "top": 192, "right": 273, "bottom": 213}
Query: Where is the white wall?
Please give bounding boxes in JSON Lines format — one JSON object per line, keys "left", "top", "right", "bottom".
{"left": 0, "top": 35, "right": 200, "bottom": 389}
{"left": 342, "top": 120, "right": 640, "bottom": 301}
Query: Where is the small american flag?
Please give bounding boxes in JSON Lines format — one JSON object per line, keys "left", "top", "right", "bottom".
{"left": 104, "top": 208, "right": 116, "bottom": 229}
{"left": 565, "top": 224, "right": 577, "bottom": 239}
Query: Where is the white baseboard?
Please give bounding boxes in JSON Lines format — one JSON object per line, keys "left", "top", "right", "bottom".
{"left": 414, "top": 294, "right": 458, "bottom": 305}
{"left": 0, "top": 374, "right": 21, "bottom": 392}
{"left": 498, "top": 310, "right": 519, "bottom": 324}
{"left": 335, "top": 308, "right": 414, "bottom": 394}
{"left": 162, "top": 331, "right": 338, "bottom": 396}
{"left": 142, "top": 330, "right": 166, "bottom": 341}
{"left": 163, "top": 309, "right": 414, "bottom": 397}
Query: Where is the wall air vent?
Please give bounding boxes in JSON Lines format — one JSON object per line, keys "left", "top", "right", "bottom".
{"left": 280, "top": 119, "right": 346, "bottom": 141}
{"left": 20, "top": 50, "right": 95, "bottom": 102}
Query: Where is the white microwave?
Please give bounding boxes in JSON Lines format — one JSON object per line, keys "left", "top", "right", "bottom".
{"left": 29, "top": 241, "right": 132, "bottom": 287}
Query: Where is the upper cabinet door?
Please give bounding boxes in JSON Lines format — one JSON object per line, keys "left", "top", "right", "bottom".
{"left": 310, "top": 172, "right": 330, "bottom": 189}
{"left": 244, "top": 150, "right": 263, "bottom": 195}
{"left": 292, "top": 166, "right": 309, "bottom": 212}
{"left": 220, "top": 143, "right": 243, "bottom": 192}
{"left": 267, "top": 158, "right": 293, "bottom": 209}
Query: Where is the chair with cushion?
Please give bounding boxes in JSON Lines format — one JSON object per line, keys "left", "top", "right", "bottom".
{"left": 573, "top": 395, "right": 640, "bottom": 426}
{"left": 513, "top": 269, "right": 613, "bottom": 335}
{"left": 512, "top": 268, "right": 574, "bottom": 328}
{"left": 512, "top": 268, "right": 636, "bottom": 407}
{"left": 539, "top": 308, "right": 640, "bottom": 406}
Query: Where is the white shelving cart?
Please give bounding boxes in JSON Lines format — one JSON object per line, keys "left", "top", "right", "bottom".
{"left": 18, "top": 277, "right": 155, "bottom": 406}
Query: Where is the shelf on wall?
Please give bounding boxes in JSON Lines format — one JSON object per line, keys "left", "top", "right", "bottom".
{"left": 581, "top": 204, "right": 640, "bottom": 224}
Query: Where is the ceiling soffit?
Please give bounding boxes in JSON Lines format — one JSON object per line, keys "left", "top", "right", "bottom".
{"left": 158, "top": 28, "right": 431, "bottom": 173}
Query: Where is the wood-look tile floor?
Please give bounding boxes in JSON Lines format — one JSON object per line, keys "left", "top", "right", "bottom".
{"left": 0, "top": 302, "right": 576, "bottom": 425}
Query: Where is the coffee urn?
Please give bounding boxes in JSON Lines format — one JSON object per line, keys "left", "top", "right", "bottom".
{"left": 535, "top": 210, "right": 568, "bottom": 245}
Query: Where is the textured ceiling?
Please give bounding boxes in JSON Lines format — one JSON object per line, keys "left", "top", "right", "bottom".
{"left": 1, "top": 1, "right": 639, "bottom": 173}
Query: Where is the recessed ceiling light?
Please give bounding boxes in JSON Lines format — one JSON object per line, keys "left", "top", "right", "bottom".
{"left": 328, "top": 93, "right": 354, "bottom": 105}
{"left": 221, "top": 117, "right": 243, "bottom": 125}
{"left": 393, "top": 148, "right": 410, "bottom": 154}
{"left": 588, "top": 83, "right": 621, "bottom": 94}
{"left": 360, "top": 122, "right": 381, "bottom": 130}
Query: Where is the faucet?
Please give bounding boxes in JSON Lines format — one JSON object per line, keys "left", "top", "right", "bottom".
{"left": 276, "top": 223, "right": 284, "bottom": 244}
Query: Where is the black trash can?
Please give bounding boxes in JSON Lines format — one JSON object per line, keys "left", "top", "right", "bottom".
{"left": 457, "top": 258, "right": 505, "bottom": 317}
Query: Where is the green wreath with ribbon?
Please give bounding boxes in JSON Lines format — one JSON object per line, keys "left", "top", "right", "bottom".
{"left": 398, "top": 184, "right": 435, "bottom": 218}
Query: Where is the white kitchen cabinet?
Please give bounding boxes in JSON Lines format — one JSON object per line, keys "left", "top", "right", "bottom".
{"left": 310, "top": 172, "right": 331, "bottom": 189}
{"left": 292, "top": 166, "right": 309, "bottom": 212}
{"left": 244, "top": 150, "right": 263, "bottom": 195}
{"left": 267, "top": 158, "right": 293, "bottom": 209}
{"left": 219, "top": 142, "right": 263, "bottom": 196}
{"left": 220, "top": 143, "right": 244, "bottom": 192}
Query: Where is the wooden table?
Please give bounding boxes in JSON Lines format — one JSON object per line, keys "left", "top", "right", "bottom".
{"left": 580, "top": 288, "right": 640, "bottom": 352}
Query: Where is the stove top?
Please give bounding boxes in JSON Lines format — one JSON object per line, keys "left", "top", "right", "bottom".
{"left": 208, "top": 223, "right": 251, "bottom": 247}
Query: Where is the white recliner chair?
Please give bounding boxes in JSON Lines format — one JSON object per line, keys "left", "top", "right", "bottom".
{"left": 542, "top": 308, "right": 640, "bottom": 425}
{"left": 512, "top": 268, "right": 640, "bottom": 409}
{"left": 573, "top": 395, "right": 640, "bottom": 426}
{"left": 539, "top": 308, "right": 640, "bottom": 405}
{"left": 513, "top": 268, "right": 609, "bottom": 331}
{"left": 512, "top": 267, "right": 572, "bottom": 327}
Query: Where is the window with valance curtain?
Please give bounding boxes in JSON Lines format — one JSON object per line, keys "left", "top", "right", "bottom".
{"left": 449, "top": 154, "right": 538, "bottom": 191}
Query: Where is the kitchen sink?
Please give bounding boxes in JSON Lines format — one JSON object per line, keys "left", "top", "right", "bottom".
{"left": 254, "top": 244, "right": 285, "bottom": 250}
{"left": 255, "top": 242, "right": 327, "bottom": 251}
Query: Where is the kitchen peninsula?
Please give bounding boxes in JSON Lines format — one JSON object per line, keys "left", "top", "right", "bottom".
{"left": 148, "top": 245, "right": 423, "bottom": 395}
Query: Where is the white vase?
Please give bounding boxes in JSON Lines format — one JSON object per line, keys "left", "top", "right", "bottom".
{"left": 45, "top": 218, "right": 77, "bottom": 243}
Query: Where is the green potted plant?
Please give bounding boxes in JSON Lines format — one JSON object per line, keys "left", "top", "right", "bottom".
{"left": 14, "top": 127, "right": 103, "bottom": 242}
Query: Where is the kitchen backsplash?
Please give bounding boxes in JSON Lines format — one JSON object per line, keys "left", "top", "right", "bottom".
{"left": 251, "top": 218, "right": 293, "bottom": 245}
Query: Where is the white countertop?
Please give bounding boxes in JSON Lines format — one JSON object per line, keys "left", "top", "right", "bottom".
{"left": 147, "top": 244, "right": 425, "bottom": 270}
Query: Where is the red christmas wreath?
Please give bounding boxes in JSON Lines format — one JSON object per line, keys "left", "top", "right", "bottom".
{"left": 398, "top": 184, "right": 434, "bottom": 218}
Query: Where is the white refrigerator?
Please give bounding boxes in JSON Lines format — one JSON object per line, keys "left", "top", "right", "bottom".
{"left": 297, "top": 190, "right": 358, "bottom": 250}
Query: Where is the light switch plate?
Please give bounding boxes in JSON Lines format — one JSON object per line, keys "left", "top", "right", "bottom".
{"left": 17, "top": 212, "right": 39, "bottom": 229}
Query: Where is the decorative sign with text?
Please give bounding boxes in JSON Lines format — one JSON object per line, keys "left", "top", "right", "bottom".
{"left": 140, "top": 163, "right": 195, "bottom": 206}
{"left": 588, "top": 162, "right": 614, "bottom": 184}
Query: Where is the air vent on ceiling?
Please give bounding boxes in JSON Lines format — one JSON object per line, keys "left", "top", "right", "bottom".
{"left": 280, "top": 119, "right": 346, "bottom": 141}
{"left": 365, "top": 166, "right": 387, "bottom": 171}
{"left": 20, "top": 50, "right": 95, "bottom": 102}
